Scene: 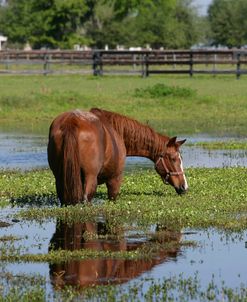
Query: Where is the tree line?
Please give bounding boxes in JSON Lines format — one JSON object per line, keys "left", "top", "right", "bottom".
{"left": 0, "top": 0, "right": 247, "bottom": 50}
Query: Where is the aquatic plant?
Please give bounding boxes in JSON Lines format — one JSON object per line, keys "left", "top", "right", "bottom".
{"left": 1, "top": 272, "right": 246, "bottom": 302}
{"left": 2, "top": 167, "right": 245, "bottom": 232}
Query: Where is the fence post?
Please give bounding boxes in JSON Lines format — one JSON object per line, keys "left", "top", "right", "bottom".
{"left": 142, "top": 53, "right": 149, "bottom": 77}
{"left": 5, "top": 54, "right": 10, "bottom": 71}
{"left": 93, "top": 51, "right": 103, "bottom": 76}
{"left": 213, "top": 54, "right": 217, "bottom": 74}
{"left": 189, "top": 51, "right": 193, "bottom": 77}
{"left": 43, "top": 53, "right": 49, "bottom": 75}
{"left": 132, "top": 54, "right": 136, "bottom": 71}
{"left": 236, "top": 51, "right": 241, "bottom": 80}
{"left": 173, "top": 53, "right": 176, "bottom": 70}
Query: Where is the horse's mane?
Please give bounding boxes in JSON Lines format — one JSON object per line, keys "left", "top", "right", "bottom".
{"left": 90, "top": 108, "right": 169, "bottom": 157}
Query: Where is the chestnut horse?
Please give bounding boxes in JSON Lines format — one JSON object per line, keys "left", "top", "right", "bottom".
{"left": 48, "top": 108, "right": 188, "bottom": 205}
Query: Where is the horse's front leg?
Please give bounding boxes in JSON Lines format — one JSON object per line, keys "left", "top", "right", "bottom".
{"left": 106, "top": 175, "right": 123, "bottom": 201}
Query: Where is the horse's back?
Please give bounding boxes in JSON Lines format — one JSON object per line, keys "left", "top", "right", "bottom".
{"left": 49, "top": 109, "right": 105, "bottom": 165}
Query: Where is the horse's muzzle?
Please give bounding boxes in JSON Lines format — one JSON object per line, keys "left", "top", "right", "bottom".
{"left": 175, "top": 185, "right": 187, "bottom": 195}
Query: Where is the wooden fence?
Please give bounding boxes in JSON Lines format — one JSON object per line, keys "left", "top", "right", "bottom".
{"left": 0, "top": 49, "right": 247, "bottom": 78}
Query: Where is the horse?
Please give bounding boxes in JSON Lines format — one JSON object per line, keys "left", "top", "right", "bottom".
{"left": 47, "top": 108, "right": 188, "bottom": 205}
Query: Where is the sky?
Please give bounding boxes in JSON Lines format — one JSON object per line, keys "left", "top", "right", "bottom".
{"left": 194, "top": 0, "right": 213, "bottom": 15}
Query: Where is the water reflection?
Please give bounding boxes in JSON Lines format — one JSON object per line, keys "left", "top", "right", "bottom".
{"left": 49, "top": 221, "right": 181, "bottom": 288}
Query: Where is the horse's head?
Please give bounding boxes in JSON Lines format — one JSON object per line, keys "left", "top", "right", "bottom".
{"left": 155, "top": 137, "right": 188, "bottom": 195}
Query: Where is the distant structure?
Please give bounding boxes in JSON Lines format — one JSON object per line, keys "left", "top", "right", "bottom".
{"left": 0, "top": 34, "right": 7, "bottom": 50}
{"left": 23, "top": 42, "right": 32, "bottom": 51}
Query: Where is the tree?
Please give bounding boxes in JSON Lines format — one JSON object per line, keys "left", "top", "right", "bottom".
{"left": 88, "top": 0, "right": 200, "bottom": 49}
{"left": 0, "top": 0, "right": 92, "bottom": 49}
{"left": 208, "top": 0, "right": 247, "bottom": 47}
{"left": 0, "top": 0, "right": 202, "bottom": 49}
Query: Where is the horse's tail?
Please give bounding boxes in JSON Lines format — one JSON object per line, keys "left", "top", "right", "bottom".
{"left": 61, "top": 123, "right": 83, "bottom": 205}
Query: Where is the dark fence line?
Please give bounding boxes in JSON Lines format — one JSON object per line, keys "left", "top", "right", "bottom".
{"left": 0, "top": 49, "right": 247, "bottom": 78}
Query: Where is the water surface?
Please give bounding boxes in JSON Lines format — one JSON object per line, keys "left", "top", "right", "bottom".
{"left": 1, "top": 133, "right": 247, "bottom": 170}
{"left": 0, "top": 209, "right": 246, "bottom": 297}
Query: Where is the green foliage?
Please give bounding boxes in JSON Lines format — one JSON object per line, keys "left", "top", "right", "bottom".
{"left": 134, "top": 83, "right": 196, "bottom": 98}
{"left": 208, "top": 0, "right": 247, "bottom": 47}
{"left": 0, "top": 0, "right": 202, "bottom": 49}
{"left": 0, "top": 0, "right": 91, "bottom": 49}
{"left": 88, "top": 0, "right": 200, "bottom": 48}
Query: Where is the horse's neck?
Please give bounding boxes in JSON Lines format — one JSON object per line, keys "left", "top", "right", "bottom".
{"left": 124, "top": 130, "right": 167, "bottom": 161}
{"left": 112, "top": 117, "right": 168, "bottom": 160}
{"left": 90, "top": 108, "right": 168, "bottom": 161}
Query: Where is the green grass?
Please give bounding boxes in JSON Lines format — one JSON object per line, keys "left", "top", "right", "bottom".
{"left": 1, "top": 168, "right": 247, "bottom": 232}
{"left": 1, "top": 75, "right": 247, "bottom": 136}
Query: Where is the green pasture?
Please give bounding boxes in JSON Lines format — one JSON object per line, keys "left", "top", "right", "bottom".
{"left": 1, "top": 74, "right": 247, "bottom": 136}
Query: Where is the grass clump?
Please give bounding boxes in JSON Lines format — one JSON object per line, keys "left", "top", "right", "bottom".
{"left": 134, "top": 83, "right": 196, "bottom": 98}
{"left": 0, "top": 169, "right": 57, "bottom": 207}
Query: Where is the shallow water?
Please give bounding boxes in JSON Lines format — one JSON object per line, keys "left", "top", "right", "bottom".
{"left": 1, "top": 133, "right": 247, "bottom": 170}
{"left": 0, "top": 208, "right": 246, "bottom": 297}
{"left": 0, "top": 133, "right": 48, "bottom": 170}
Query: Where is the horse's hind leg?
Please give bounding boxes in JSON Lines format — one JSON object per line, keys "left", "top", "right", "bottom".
{"left": 83, "top": 174, "right": 97, "bottom": 202}
{"left": 55, "top": 179, "right": 65, "bottom": 206}
{"left": 106, "top": 175, "right": 123, "bottom": 201}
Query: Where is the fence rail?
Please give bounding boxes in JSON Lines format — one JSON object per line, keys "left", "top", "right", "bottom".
{"left": 0, "top": 49, "right": 247, "bottom": 78}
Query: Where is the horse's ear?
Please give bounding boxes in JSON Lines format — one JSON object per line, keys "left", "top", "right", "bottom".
{"left": 176, "top": 139, "right": 186, "bottom": 147}
{"left": 167, "top": 136, "right": 177, "bottom": 147}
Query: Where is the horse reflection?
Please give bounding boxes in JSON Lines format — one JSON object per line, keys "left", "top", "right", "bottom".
{"left": 49, "top": 221, "right": 181, "bottom": 288}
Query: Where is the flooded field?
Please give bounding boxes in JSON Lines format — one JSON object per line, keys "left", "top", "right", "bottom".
{"left": 0, "top": 132, "right": 247, "bottom": 300}
{"left": 1, "top": 207, "right": 247, "bottom": 300}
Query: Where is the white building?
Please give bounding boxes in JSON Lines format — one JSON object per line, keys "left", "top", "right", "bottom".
{"left": 0, "top": 34, "right": 7, "bottom": 50}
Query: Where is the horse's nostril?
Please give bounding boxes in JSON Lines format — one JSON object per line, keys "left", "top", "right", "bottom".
{"left": 176, "top": 185, "right": 187, "bottom": 195}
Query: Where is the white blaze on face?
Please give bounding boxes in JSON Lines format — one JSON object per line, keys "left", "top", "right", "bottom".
{"left": 179, "top": 153, "right": 188, "bottom": 190}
